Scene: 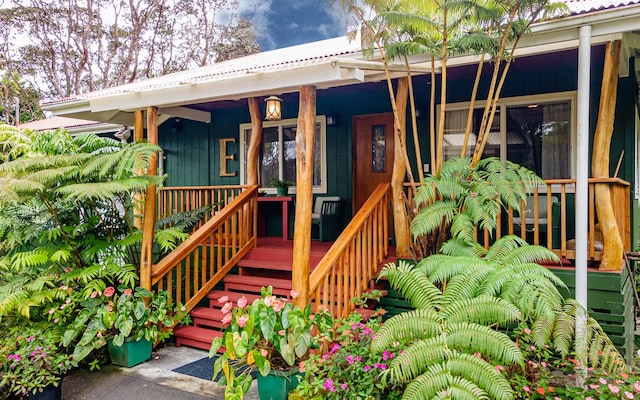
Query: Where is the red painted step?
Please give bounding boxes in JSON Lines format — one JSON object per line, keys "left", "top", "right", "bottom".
{"left": 206, "top": 291, "right": 262, "bottom": 308}
{"left": 223, "top": 275, "right": 292, "bottom": 298}
{"left": 190, "top": 307, "right": 225, "bottom": 329}
{"left": 174, "top": 325, "right": 223, "bottom": 351}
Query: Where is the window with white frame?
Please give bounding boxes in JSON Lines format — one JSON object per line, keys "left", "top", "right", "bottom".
{"left": 239, "top": 116, "right": 327, "bottom": 193}
{"left": 441, "top": 92, "right": 575, "bottom": 179}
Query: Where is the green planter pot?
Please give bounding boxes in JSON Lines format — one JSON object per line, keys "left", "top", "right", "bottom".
{"left": 276, "top": 187, "right": 288, "bottom": 196}
{"left": 107, "top": 337, "right": 152, "bottom": 367}
{"left": 256, "top": 367, "right": 302, "bottom": 400}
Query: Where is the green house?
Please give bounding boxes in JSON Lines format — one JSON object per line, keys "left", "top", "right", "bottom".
{"left": 45, "top": 0, "right": 640, "bottom": 359}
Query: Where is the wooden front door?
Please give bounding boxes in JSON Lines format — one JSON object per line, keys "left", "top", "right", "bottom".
{"left": 352, "top": 113, "right": 395, "bottom": 213}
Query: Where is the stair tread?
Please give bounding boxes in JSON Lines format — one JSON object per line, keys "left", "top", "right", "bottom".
{"left": 191, "top": 307, "right": 224, "bottom": 319}
{"left": 174, "top": 325, "right": 223, "bottom": 342}
{"left": 207, "top": 291, "right": 262, "bottom": 303}
{"left": 223, "top": 274, "right": 292, "bottom": 288}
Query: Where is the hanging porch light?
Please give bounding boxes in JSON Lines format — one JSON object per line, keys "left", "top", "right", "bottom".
{"left": 264, "top": 96, "right": 283, "bottom": 121}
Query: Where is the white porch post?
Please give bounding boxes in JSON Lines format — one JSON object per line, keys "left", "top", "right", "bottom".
{"left": 575, "top": 24, "right": 591, "bottom": 379}
{"left": 576, "top": 26, "right": 591, "bottom": 309}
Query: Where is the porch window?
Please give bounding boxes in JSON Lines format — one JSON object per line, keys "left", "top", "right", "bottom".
{"left": 441, "top": 92, "right": 575, "bottom": 179}
{"left": 239, "top": 116, "right": 327, "bottom": 193}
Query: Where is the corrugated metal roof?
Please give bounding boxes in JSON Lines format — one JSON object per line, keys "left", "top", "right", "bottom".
{"left": 556, "top": 0, "right": 640, "bottom": 14}
{"left": 81, "top": 35, "right": 362, "bottom": 100}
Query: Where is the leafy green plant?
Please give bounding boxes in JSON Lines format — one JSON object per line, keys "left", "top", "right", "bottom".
{"left": 374, "top": 260, "right": 524, "bottom": 399}
{"left": 0, "top": 322, "right": 73, "bottom": 396}
{"left": 210, "top": 286, "right": 330, "bottom": 399}
{"left": 425, "top": 236, "right": 627, "bottom": 372}
{"left": 294, "top": 312, "right": 404, "bottom": 399}
{"left": 61, "top": 281, "right": 188, "bottom": 362}
{"left": 411, "top": 157, "right": 543, "bottom": 254}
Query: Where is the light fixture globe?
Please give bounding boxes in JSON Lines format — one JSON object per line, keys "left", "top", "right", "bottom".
{"left": 264, "top": 96, "right": 282, "bottom": 121}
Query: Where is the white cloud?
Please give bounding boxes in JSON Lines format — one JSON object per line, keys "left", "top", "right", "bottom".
{"left": 237, "top": 0, "right": 275, "bottom": 49}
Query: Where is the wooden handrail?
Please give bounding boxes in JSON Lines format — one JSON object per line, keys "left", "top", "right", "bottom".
{"left": 151, "top": 185, "right": 258, "bottom": 311}
{"left": 309, "top": 183, "right": 390, "bottom": 318}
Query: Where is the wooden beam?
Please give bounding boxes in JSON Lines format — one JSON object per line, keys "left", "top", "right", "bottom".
{"left": 140, "top": 106, "right": 159, "bottom": 290}
{"left": 592, "top": 40, "right": 623, "bottom": 271}
{"left": 247, "top": 98, "right": 262, "bottom": 186}
{"left": 158, "top": 106, "right": 211, "bottom": 123}
{"left": 392, "top": 77, "right": 411, "bottom": 257}
{"left": 292, "top": 86, "right": 316, "bottom": 309}
{"left": 133, "top": 110, "right": 144, "bottom": 229}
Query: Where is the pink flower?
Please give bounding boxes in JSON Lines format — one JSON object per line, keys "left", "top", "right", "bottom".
{"left": 589, "top": 384, "right": 600, "bottom": 389}
{"left": 635, "top": 381, "right": 640, "bottom": 392}
{"left": 341, "top": 383, "right": 347, "bottom": 390}
{"left": 624, "top": 391, "right": 634, "bottom": 399}
{"left": 523, "top": 386, "right": 530, "bottom": 392}
{"left": 123, "top": 289, "right": 133, "bottom": 296}
{"left": 264, "top": 295, "right": 276, "bottom": 307}
{"left": 221, "top": 302, "right": 233, "bottom": 314}
{"left": 608, "top": 384, "right": 620, "bottom": 394}
{"left": 585, "top": 397, "right": 593, "bottom": 400}
{"left": 495, "top": 365, "right": 504, "bottom": 372}
{"left": 290, "top": 290, "right": 300, "bottom": 299}
{"left": 217, "top": 296, "right": 229, "bottom": 304}
{"left": 524, "top": 328, "right": 532, "bottom": 334}
{"left": 299, "top": 360, "right": 306, "bottom": 373}
{"left": 104, "top": 286, "right": 115, "bottom": 297}
{"left": 48, "top": 308, "right": 55, "bottom": 314}
{"left": 599, "top": 378, "right": 607, "bottom": 385}
{"left": 90, "top": 291, "right": 98, "bottom": 298}
{"left": 261, "top": 349, "right": 268, "bottom": 358}
{"left": 237, "top": 296, "right": 247, "bottom": 308}
{"left": 237, "top": 314, "right": 249, "bottom": 328}
{"left": 221, "top": 313, "right": 232, "bottom": 325}
{"left": 65, "top": 298, "right": 72, "bottom": 304}
{"left": 273, "top": 300, "right": 284, "bottom": 312}
{"left": 59, "top": 304, "right": 66, "bottom": 310}
{"left": 53, "top": 318, "right": 59, "bottom": 323}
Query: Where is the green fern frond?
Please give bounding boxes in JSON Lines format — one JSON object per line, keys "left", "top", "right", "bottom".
{"left": 379, "top": 261, "right": 443, "bottom": 311}
{"left": 410, "top": 200, "right": 458, "bottom": 239}
{"left": 439, "top": 239, "right": 487, "bottom": 258}
{"left": 442, "top": 297, "right": 521, "bottom": 327}
{"left": 383, "top": 336, "right": 451, "bottom": 384}
{"left": 444, "top": 352, "right": 514, "bottom": 400}
{"left": 419, "top": 256, "right": 488, "bottom": 285}
{"left": 483, "top": 235, "right": 531, "bottom": 262}
{"left": 55, "top": 177, "right": 158, "bottom": 201}
{"left": 371, "top": 309, "right": 443, "bottom": 353}
{"left": 441, "top": 265, "right": 494, "bottom": 301}
{"left": 445, "top": 323, "right": 524, "bottom": 367}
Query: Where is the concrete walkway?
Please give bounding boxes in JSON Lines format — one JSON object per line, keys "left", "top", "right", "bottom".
{"left": 61, "top": 345, "right": 259, "bottom": 400}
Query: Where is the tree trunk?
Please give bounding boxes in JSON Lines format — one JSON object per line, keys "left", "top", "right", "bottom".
{"left": 592, "top": 40, "right": 623, "bottom": 271}
{"left": 140, "top": 106, "right": 158, "bottom": 290}
{"left": 292, "top": 86, "right": 316, "bottom": 308}
{"left": 392, "top": 77, "right": 411, "bottom": 257}
{"left": 247, "top": 98, "right": 262, "bottom": 186}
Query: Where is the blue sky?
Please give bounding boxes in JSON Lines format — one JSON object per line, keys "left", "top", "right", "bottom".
{"left": 238, "top": 1, "right": 348, "bottom": 50}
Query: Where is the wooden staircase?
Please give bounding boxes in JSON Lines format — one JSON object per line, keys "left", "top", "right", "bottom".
{"left": 173, "top": 238, "right": 333, "bottom": 350}
{"left": 173, "top": 238, "right": 395, "bottom": 351}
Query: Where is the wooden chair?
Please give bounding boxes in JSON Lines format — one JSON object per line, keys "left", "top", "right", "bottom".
{"left": 311, "top": 196, "right": 341, "bottom": 241}
{"left": 512, "top": 195, "right": 560, "bottom": 247}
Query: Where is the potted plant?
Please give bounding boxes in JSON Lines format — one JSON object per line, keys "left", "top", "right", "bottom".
{"left": 210, "top": 287, "right": 331, "bottom": 400}
{"left": 1, "top": 324, "right": 73, "bottom": 400}
{"left": 62, "top": 284, "right": 188, "bottom": 367}
{"left": 270, "top": 178, "right": 292, "bottom": 196}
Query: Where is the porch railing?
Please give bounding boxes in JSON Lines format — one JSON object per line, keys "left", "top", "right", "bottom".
{"left": 157, "top": 185, "right": 250, "bottom": 231}
{"left": 151, "top": 185, "right": 258, "bottom": 312}
{"left": 309, "top": 183, "right": 390, "bottom": 319}
{"left": 407, "top": 178, "right": 630, "bottom": 261}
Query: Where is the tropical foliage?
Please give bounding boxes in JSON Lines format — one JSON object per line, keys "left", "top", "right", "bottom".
{"left": 373, "top": 236, "right": 627, "bottom": 399}
{"left": 411, "top": 157, "right": 543, "bottom": 254}
{"left": 0, "top": 125, "right": 192, "bottom": 375}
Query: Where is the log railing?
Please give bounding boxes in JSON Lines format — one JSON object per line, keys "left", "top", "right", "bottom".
{"left": 406, "top": 178, "right": 630, "bottom": 261}
{"left": 309, "top": 183, "right": 390, "bottom": 319}
{"left": 151, "top": 185, "right": 258, "bottom": 312}
{"left": 157, "top": 185, "right": 250, "bottom": 231}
